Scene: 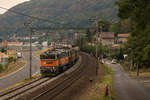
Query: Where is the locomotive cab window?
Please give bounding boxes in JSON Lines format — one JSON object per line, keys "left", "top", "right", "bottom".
{"left": 49, "top": 54, "right": 57, "bottom": 59}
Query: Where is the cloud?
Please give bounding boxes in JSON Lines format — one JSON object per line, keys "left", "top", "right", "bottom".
{"left": 0, "top": 0, "right": 30, "bottom": 14}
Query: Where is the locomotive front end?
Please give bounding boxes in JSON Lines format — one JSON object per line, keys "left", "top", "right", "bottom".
{"left": 40, "top": 52, "right": 60, "bottom": 76}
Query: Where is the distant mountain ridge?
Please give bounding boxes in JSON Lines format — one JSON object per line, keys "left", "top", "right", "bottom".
{"left": 0, "top": 0, "right": 118, "bottom": 36}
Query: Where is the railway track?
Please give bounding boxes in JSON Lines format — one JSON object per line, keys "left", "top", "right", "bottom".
{"left": 30, "top": 55, "right": 86, "bottom": 100}
{"left": 0, "top": 55, "right": 82, "bottom": 100}
{"left": 0, "top": 77, "right": 52, "bottom": 100}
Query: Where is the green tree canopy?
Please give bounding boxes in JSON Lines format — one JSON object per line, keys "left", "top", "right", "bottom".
{"left": 117, "top": 0, "right": 150, "bottom": 67}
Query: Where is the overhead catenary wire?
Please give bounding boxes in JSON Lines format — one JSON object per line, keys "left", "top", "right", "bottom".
{"left": 0, "top": 6, "right": 52, "bottom": 22}
{"left": 0, "top": 6, "right": 93, "bottom": 30}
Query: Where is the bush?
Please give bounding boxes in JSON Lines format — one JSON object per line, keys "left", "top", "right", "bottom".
{"left": 8, "top": 57, "right": 16, "bottom": 63}
{"left": 0, "top": 47, "right": 7, "bottom": 53}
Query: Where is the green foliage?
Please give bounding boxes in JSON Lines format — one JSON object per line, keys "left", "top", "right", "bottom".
{"left": 8, "top": 57, "right": 16, "bottom": 63}
{"left": 111, "top": 48, "right": 124, "bottom": 61}
{"left": 48, "top": 40, "right": 51, "bottom": 46}
{"left": 0, "top": 47, "right": 7, "bottom": 53}
{"left": 117, "top": 0, "right": 150, "bottom": 68}
{"left": 0, "top": 0, "right": 118, "bottom": 36}
{"left": 109, "top": 19, "right": 131, "bottom": 35}
{"left": 86, "top": 28, "right": 94, "bottom": 43}
{"left": 110, "top": 22, "right": 120, "bottom": 33}
{"left": 98, "top": 20, "right": 111, "bottom": 32}
{"left": 75, "top": 33, "right": 108, "bottom": 57}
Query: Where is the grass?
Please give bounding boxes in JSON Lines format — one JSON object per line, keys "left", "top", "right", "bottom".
{"left": 0, "top": 60, "right": 25, "bottom": 77}
{"left": 88, "top": 64, "right": 115, "bottom": 100}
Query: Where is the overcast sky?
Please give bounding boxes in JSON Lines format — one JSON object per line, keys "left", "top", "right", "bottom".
{"left": 0, "top": 0, "right": 30, "bottom": 14}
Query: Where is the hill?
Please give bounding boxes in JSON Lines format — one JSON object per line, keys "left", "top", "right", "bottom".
{"left": 0, "top": 0, "right": 118, "bottom": 36}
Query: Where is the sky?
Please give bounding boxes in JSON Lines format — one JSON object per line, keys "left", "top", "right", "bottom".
{"left": 0, "top": 0, "right": 30, "bottom": 14}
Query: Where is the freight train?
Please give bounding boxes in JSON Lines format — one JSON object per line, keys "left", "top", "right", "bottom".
{"left": 40, "top": 46, "right": 79, "bottom": 76}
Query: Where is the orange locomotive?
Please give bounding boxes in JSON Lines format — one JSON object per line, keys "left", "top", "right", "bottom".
{"left": 40, "top": 46, "right": 79, "bottom": 76}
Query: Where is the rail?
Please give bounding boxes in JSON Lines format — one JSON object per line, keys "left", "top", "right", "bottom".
{"left": 0, "top": 55, "right": 82, "bottom": 100}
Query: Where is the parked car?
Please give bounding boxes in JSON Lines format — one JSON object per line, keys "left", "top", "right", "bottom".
{"left": 111, "top": 59, "right": 117, "bottom": 64}
{"left": 17, "top": 52, "right": 22, "bottom": 58}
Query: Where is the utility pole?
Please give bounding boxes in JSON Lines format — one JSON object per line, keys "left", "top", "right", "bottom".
{"left": 100, "top": 25, "right": 103, "bottom": 63}
{"left": 96, "top": 21, "right": 98, "bottom": 58}
{"left": 29, "top": 24, "right": 33, "bottom": 78}
{"left": 89, "top": 18, "right": 101, "bottom": 76}
{"left": 24, "top": 22, "right": 33, "bottom": 79}
{"left": 89, "top": 18, "right": 100, "bottom": 58}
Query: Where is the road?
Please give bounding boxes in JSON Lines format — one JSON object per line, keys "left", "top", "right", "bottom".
{"left": 105, "top": 61, "right": 150, "bottom": 100}
{"left": 0, "top": 52, "right": 40, "bottom": 90}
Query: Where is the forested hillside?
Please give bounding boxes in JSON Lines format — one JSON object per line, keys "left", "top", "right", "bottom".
{"left": 0, "top": 0, "right": 118, "bottom": 36}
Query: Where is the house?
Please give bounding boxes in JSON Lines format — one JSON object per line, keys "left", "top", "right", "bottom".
{"left": 100, "top": 32, "right": 115, "bottom": 46}
{"left": 7, "top": 41, "right": 23, "bottom": 46}
{"left": 42, "top": 41, "right": 48, "bottom": 47}
{"left": 1, "top": 40, "right": 8, "bottom": 47}
{"left": 117, "top": 33, "right": 129, "bottom": 44}
{"left": 74, "top": 33, "right": 78, "bottom": 40}
{"left": 1, "top": 40, "right": 23, "bottom": 47}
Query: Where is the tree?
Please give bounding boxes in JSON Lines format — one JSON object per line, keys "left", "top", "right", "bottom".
{"left": 109, "top": 23, "right": 121, "bottom": 33}
{"left": 116, "top": 0, "right": 150, "bottom": 73}
{"left": 48, "top": 40, "right": 51, "bottom": 46}
{"left": 8, "top": 57, "right": 16, "bottom": 63}
{"left": 98, "top": 20, "right": 111, "bottom": 32}
{"left": 1, "top": 47, "right": 7, "bottom": 53}
{"left": 86, "top": 28, "right": 93, "bottom": 42}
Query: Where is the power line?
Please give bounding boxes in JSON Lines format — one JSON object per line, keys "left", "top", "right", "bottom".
{"left": 32, "top": 27, "right": 93, "bottom": 30}
{"left": 0, "top": 6, "right": 57, "bottom": 23}
{"left": 0, "top": 26, "right": 93, "bottom": 31}
{"left": 0, "top": 7, "right": 94, "bottom": 31}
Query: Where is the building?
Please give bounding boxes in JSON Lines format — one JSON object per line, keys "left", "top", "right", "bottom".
{"left": 7, "top": 50, "right": 17, "bottom": 57}
{"left": 1, "top": 40, "right": 23, "bottom": 47}
{"left": 7, "top": 41, "right": 23, "bottom": 46}
{"left": 74, "top": 33, "right": 78, "bottom": 40}
{"left": 100, "top": 32, "right": 115, "bottom": 46}
{"left": 42, "top": 41, "right": 48, "bottom": 47}
{"left": 1, "top": 40, "right": 8, "bottom": 47}
{"left": 117, "top": 33, "right": 129, "bottom": 44}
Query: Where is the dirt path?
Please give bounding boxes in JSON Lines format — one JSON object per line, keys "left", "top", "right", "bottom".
{"left": 105, "top": 61, "right": 150, "bottom": 100}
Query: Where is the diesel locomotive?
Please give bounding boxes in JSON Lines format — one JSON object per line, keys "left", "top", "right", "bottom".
{"left": 40, "top": 46, "right": 79, "bottom": 76}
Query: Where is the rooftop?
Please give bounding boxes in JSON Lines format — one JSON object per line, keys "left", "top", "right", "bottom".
{"left": 118, "top": 33, "right": 129, "bottom": 38}
{"left": 101, "top": 32, "right": 115, "bottom": 39}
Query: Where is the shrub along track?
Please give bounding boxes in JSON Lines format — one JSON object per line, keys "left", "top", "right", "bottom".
{"left": 16, "top": 52, "right": 98, "bottom": 100}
